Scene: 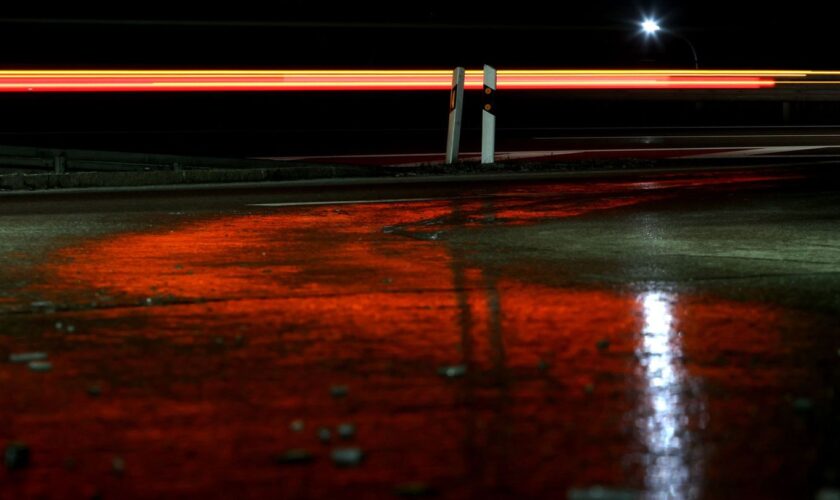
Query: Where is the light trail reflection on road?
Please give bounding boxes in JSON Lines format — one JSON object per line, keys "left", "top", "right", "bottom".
{"left": 638, "top": 291, "right": 698, "bottom": 499}
{"left": 0, "top": 170, "right": 830, "bottom": 498}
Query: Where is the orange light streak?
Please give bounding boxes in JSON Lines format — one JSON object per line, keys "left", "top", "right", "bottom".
{"left": 0, "top": 69, "right": 790, "bottom": 92}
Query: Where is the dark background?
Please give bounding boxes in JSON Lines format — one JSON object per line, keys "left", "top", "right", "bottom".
{"left": 1, "top": 2, "right": 837, "bottom": 156}
{"left": 1, "top": 2, "right": 836, "bottom": 69}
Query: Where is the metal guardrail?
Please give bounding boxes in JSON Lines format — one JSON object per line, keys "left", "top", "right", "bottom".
{"left": 0, "top": 144, "right": 290, "bottom": 173}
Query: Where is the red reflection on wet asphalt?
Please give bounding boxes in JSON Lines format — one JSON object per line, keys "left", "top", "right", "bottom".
{"left": 0, "top": 173, "right": 816, "bottom": 498}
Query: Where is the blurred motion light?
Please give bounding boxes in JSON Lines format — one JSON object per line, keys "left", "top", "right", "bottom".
{"left": 0, "top": 69, "right": 789, "bottom": 92}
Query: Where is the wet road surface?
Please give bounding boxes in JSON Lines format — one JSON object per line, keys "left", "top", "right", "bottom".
{"left": 1, "top": 165, "right": 839, "bottom": 498}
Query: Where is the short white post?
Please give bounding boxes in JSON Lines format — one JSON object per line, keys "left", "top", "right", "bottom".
{"left": 481, "top": 65, "right": 497, "bottom": 164}
{"left": 445, "top": 67, "right": 465, "bottom": 164}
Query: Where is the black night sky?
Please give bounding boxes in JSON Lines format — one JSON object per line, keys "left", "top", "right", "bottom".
{"left": 0, "top": 2, "right": 836, "bottom": 69}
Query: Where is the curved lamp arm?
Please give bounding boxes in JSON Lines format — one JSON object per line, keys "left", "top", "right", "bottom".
{"left": 670, "top": 32, "right": 699, "bottom": 69}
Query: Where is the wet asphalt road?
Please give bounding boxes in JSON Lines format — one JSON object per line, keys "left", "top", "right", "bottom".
{"left": 1, "top": 165, "right": 839, "bottom": 499}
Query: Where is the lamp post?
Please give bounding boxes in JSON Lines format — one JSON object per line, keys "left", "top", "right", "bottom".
{"left": 641, "top": 19, "right": 699, "bottom": 69}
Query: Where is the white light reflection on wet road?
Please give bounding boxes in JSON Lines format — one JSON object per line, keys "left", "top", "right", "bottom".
{"left": 638, "top": 291, "right": 697, "bottom": 499}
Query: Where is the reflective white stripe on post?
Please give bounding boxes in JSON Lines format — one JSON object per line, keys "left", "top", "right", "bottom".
{"left": 481, "top": 65, "right": 497, "bottom": 164}
{"left": 445, "top": 67, "right": 465, "bottom": 164}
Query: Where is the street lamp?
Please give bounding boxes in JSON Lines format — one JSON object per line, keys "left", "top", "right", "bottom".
{"left": 640, "top": 18, "right": 699, "bottom": 69}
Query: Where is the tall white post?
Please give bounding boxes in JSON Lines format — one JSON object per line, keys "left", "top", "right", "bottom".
{"left": 481, "top": 65, "right": 497, "bottom": 164}
{"left": 445, "top": 67, "right": 465, "bottom": 164}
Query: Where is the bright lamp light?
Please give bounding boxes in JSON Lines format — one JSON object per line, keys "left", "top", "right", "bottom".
{"left": 642, "top": 19, "right": 661, "bottom": 34}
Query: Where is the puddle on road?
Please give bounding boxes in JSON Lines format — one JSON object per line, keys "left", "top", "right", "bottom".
{"left": 0, "top": 172, "right": 832, "bottom": 498}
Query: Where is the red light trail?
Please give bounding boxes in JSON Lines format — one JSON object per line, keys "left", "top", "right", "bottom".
{"left": 0, "top": 69, "right": 797, "bottom": 92}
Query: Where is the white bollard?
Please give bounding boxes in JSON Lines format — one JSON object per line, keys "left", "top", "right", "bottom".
{"left": 481, "top": 65, "right": 497, "bottom": 164}
{"left": 445, "top": 67, "right": 465, "bottom": 164}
